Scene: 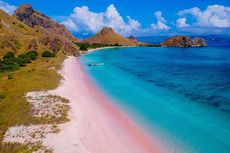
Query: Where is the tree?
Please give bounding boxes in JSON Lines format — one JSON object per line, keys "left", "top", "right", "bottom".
{"left": 15, "top": 56, "right": 31, "bottom": 66}
{"left": 26, "top": 50, "right": 38, "bottom": 60}
{"left": 0, "top": 59, "right": 19, "bottom": 71}
{"left": 15, "top": 40, "right": 21, "bottom": 49}
{"left": 0, "top": 51, "right": 38, "bottom": 72}
{"left": 3, "top": 51, "right": 15, "bottom": 60}
{"left": 114, "top": 43, "right": 120, "bottom": 46}
{"left": 7, "top": 73, "right": 13, "bottom": 79}
{"left": 42, "top": 50, "right": 55, "bottom": 57}
{"left": 80, "top": 45, "right": 88, "bottom": 51}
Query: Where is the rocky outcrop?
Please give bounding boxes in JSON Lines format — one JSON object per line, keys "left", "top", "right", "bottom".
{"left": 13, "top": 4, "right": 78, "bottom": 42}
{"left": 63, "top": 42, "right": 80, "bottom": 55}
{"left": 191, "top": 38, "right": 207, "bottom": 47}
{"left": 100, "top": 27, "right": 114, "bottom": 35}
{"left": 28, "top": 39, "right": 38, "bottom": 50}
{"left": 49, "top": 38, "right": 63, "bottom": 53}
{"left": 0, "top": 40, "right": 17, "bottom": 51}
{"left": 39, "top": 37, "right": 77, "bottom": 54}
{"left": 84, "top": 27, "right": 137, "bottom": 46}
{"left": 128, "top": 35, "right": 137, "bottom": 42}
{"left": 161, "top": 36, "right": 207, "bottom": 47}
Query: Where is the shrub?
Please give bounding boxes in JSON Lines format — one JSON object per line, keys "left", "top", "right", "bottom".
{"left": 18, "top": 54, "right": 27, "bottom": 59}
{"left": 146, "top": 44, "right": 161, "bottom": 47}
{"left": 0, "top": 92, "right": 6, "bottom": 100}
{"left": 15, "top": 40, "right": 21, "bottom": 49}
{"left": 3, "top": 51, "right": 15, "bottom": 60}
{"left": 75, "top": 42, "right": 121, "bottom": 50}
{"left": 19, "top": 24, "right": 24, "bottom": 28}
{"left": 7, "top": 73, "right": 13, "bottom": 79}
{"left": 16, "top": 51, "right": 38, "bottom": 66}
{"left": 42, "top": 50, "right": 55, "bottom": 57}
{"left": 27, "top": 50, "right": 38, "bottom": 56}
{"left": 79, "top": 45, "right": 88, "bottom": 51}
{"left": 0, "top": 59, "right": 20, "bottom": 71}
{"left": 28, "top": 68, "right": 36, "bottom": 73}
{"left": 0, "top": 51, "right": 38, "bottom": 73}
{"left": 114, "top": 43, "right": 120, "bottom": 46}
{"left": 15, "top": 56, "right": 31, "bottom": 66}
{"left": 26, "top": 50, "right": 38, "bottom": 60}
{"left": 75, "top": 43, "right": 90, "bottom": 51}
{"left": 1, "top": 52, "right": 19, "bottom": 72}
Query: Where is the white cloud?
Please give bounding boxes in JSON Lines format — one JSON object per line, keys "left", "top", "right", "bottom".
{"left": 179, "top": 5, "right": 230, "bottom": 28}
{"left": 155, "top": 11, "right": 166, "bottom": 23}
{"left": 105, "top": 4, "right": 124, "bottom": 30}
{"left": 62, "top": 4, "right": 141, "bottom": 36}
{"left": 62, "top": 19, "right": 78, "bottom": 31}
{"left": 62, "top": 5, "right": 172, "bottom": 36}
{"left": 150, "top": 11, "right": 170, "bottom": 30}
{"left": 62, "top": 4, "right": 230, "bottom": 36}
{"left": 0, "top": 0, "right": 17, "bottom": 15}
{"left": 69, "top": 6, "right": 104, "bottom": 33}
{"left": 176, "top": 18, "right": 190, "bottom": 28}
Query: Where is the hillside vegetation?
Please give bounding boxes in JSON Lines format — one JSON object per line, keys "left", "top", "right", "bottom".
{"left": 0, "top": 53, "right": 65, "bottom": 152}
{"left": 0, "top": 4, "right": 76, "bottom": 152}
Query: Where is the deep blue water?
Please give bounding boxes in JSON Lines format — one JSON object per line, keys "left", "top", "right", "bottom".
{"left": 81, "top": 47, "right": 230, "bottom": 153}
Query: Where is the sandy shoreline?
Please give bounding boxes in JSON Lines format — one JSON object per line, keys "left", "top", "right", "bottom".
{"left": 84, "top": 45, "right": 136, "bottom": 53}
{"left": 42, "top": 56, "right": 167, "bottom": 153}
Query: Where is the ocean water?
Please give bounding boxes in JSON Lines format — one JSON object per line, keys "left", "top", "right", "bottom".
{"left": 80, "top": 47, "right": 230, "bottom": 153}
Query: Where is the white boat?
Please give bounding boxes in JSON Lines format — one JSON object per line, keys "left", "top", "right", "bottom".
{"left": 89, "top": 62, "right": 104, "bottom": 66}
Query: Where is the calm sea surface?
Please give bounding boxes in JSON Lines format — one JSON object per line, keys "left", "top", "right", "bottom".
{"left": 81, "top": 47, "right": 230, "bottom": 153}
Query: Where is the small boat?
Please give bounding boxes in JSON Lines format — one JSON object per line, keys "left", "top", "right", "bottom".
{"left": 88, "top": 62, "right": 104, "bottom": 66}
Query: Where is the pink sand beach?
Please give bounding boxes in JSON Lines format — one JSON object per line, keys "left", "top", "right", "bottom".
{"left": 44, "top": 56, "right": 167, "bottom": 153}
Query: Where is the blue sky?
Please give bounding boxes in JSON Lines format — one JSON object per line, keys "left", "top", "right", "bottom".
{"left": 1, "top": 0, "right": 230, "bottom": 37}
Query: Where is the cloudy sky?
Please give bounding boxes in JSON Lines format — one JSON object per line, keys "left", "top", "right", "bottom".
{"left": 1, "top": 0, "right": 230, "bottom": 37}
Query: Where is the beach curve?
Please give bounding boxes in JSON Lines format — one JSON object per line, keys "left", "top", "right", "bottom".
{"left": 43, "top": 55, "right": 168, "bottom": 153}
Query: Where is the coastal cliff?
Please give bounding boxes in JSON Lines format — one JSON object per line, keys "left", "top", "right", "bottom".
{"left": 161, "top": 36, "right": 207, "bottom": 47}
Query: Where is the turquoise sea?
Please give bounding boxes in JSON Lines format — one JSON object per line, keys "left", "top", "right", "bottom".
{"left": 81, "top": 47, "right": 230, "bottom": 153}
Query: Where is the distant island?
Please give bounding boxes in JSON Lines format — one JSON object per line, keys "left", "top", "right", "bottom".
{"left": 161, "top": 36, "right": 207, "bottom": 47}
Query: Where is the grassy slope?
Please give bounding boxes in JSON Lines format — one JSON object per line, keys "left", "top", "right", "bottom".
{"left": 0, "top": 9, "right": 79, "bottom": 57}
{"left": 0, "top": 9, "right": 44, "bottom": 57}
{"left": 0, "top": 53, "right": 65, "bottom": 153}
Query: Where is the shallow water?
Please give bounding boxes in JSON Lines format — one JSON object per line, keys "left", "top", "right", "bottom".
{"left": 81, "top": 47, "right": 230, "bottom": 153}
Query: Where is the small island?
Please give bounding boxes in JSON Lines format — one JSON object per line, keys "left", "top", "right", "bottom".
{"left": 161, "top": 36, "right": 207, "bottom": 47}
